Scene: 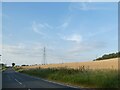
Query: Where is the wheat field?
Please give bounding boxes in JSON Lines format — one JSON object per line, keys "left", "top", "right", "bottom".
{"left": 21, "top": 58, "right": 118, "bottom": 70}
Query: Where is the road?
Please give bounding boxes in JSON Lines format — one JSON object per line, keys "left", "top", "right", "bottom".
{"left": 2, "top": 68, "right": 81, "bottom": 90}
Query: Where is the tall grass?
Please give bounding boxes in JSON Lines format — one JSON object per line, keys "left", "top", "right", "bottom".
{"left": 19, "top": 67, "right": 119, "bottom": 88}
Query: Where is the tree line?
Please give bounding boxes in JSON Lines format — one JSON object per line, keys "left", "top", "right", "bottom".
{"left": 94, "top": 52, "right": 120, "bottom": 61}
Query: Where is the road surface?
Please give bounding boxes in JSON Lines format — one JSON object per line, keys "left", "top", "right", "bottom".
{"left": 2, "top": 68, "right": 81, "bottom": 90}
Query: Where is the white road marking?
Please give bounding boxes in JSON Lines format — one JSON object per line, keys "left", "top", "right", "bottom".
{"left": 15, "top": 79, "right": 22, "bottom": 85}
{"left": 16, "top": 72, "right": 81, "bottom": 89}
{"left": 19, "top": 72, "right": 80, "bottom": 89}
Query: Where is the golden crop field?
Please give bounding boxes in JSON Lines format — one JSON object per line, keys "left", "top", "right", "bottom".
{"left": 21, "top": 58, "right": 119, "bottom": 70}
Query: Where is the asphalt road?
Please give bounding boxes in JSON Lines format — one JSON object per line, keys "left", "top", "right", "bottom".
{"left": 2, "top": 68, "right": 81, "bottom": 90}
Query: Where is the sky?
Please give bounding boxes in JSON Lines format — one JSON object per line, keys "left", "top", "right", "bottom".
{"left": 2, "top": 2, "right": 118, "bottom": 66}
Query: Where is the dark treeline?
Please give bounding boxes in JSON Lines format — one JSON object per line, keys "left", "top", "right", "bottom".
{"left": 94, "top": 52, "right": 120, "bottom": 61}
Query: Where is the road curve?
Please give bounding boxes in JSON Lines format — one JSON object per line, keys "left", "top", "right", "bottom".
{"left": 2, "top": 68, "right": 81, "bottom": 90}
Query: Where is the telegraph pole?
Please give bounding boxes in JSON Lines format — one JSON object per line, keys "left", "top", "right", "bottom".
{"left": 43, "top": 46, "right": 46, "bottom": 65}
{"left": 0, "top": 55, "right": 1, "bottom": 61}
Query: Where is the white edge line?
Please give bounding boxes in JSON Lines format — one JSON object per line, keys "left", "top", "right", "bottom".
{"left": 15, "top": 78, "right": 22, "bottom": 85}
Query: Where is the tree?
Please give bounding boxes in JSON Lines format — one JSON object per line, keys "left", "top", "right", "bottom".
{"left": 12, "top": 63, "right": 15, "bottom": 67}
{"left": 94, "top": 51, "right": 120, "bottom": 61}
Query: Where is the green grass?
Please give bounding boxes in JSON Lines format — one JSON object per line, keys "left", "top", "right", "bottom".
{"left": 1, "top": 66, "right": 7, "bottom": 72}
{"left": 19, "top": 67, "right": 119, "bottom": 88}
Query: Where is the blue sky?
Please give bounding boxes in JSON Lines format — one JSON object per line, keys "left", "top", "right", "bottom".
{"left": 2, "top": 2, "right": 118, "bottom": 65}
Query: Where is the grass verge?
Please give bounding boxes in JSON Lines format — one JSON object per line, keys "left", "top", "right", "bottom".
{"left": 18, "top": 67, "right": 119, "bottom": 88}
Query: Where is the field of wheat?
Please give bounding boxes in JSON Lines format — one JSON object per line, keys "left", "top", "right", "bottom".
{"left": 17, "top": 58, "right": 119, "bottom": 88}
{"left": 21, "top": 58, "right": 118, "bottom": 70}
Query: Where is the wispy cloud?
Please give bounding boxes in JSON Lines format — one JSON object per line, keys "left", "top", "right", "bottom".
{"left": 2, "top": 43, "right": 64, "bottom": 65}
{"left": 2, "top": 43, "right": 43, "bottom": 65}
{"left": 86, "top": 27, "right": 115, "bottom": 38}
{"left": 69, "top": 2, "right": 111, "bottom": 11}
{"left": 68, "top": 42, "right": 106, "bottom": 54}
{"left": 63, "top": 34, "right": 82, "bottom": 43}
{"left": 62, "top": 41, "right": 106, "bottom": 62}
{"left": 32, "top": 21, "right": 53, "bottom": 35}
{"left": 3, "top": 43, "right": 43, "bottom": 57}
{"left": 59, "top": 22, "right": 69, "bottom": 29}
{"left": 32, "top": 21, "right": 70, "bottom": 36}
{"left": 59, "top": 15, "right": 72, "bottom": 30}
